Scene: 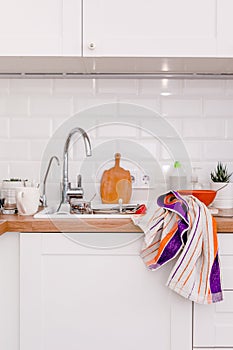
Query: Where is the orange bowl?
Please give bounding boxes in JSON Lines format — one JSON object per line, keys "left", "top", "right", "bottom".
{"left": 178, "top": 190, "right": 216, "bottom": 206}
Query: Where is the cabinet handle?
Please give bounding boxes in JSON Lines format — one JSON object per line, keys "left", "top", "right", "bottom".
{"left": 88, "top": 42, "right": 96, "bottom": 50}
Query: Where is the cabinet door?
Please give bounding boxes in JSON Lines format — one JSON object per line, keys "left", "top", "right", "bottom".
{"left": 20, "top": 232, "right": 192, "bottom": 350}
{"left": 0, "top": 232, "right": 19, "bottom": 350}
{"left": 194, "top": 234, "right": 233, "bottom": 347}
{"left": 217, "top": 0, "right": 233, "bottom": 57}
{"left": 0, "top": 0, "right": 81, "bottom": 56}
{"left": 83, "top": 0, "right": 217, "bottom": 57}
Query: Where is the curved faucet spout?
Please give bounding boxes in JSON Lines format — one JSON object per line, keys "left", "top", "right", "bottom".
{"left": 61, "top": 127, "right": 92, "bottom": 205}
{"left": 41, "top": 156, "right": 60, "bottom": 207}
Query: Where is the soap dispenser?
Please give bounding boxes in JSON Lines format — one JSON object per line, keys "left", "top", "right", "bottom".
{"left": 191, "top": 167, "right": 202, "bottom": 190}
{"left": 168, "top": 161, "right": 187, "bottom": 190}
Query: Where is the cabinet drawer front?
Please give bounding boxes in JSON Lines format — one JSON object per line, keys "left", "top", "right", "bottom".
{"left": 216, "top": 291, "right": 233, "bottom": 312}
{"left": 218, "top": 234, "right": 233, "bottom": 255}
{"left": 22, "top": 232, "right": 144, "bottom": 256}
{"left": 221, "top": 256, "right": 233, "bottom": 290}
{"left": 194, "top": 291, "right": 233, "bottom": 347}
{"left": 218, "top": 234, "right": 233, "bottom": 289}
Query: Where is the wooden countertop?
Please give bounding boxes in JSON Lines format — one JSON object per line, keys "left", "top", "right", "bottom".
{"left": 0, "top": 214, "right": 142, "bottom": 234}
{"left": 0, "top": 213, "right": 233, "bottom": 234}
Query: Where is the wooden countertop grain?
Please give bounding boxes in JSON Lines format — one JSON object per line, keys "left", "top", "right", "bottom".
{"left": 0, "top": 214, "right": 142, "bottom": 234}
{"left": 0, "top": 213, "right": 233, "bottom": 234}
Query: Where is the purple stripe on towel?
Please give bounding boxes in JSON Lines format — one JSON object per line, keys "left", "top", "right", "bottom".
{"left": 150, "top": 217, "right": 164, "bottom": 231}
{"left": 152, "top": 220, "right": 189, "bottom": 268}
{"left": 209, "top": 253, "right": 222, "bottom": 295}
{"left": 157, "top": 230, "right": 183, "bottom": 266}
{"left": 157, "top": 191, "right": 189, "bottom": 224}
{"left": 188, "top": 282, "right": 195, "bottom": 299}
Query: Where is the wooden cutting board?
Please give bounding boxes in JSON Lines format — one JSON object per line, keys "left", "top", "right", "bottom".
{"left": 100, "top": 153, "right": 132, "bottom": 204}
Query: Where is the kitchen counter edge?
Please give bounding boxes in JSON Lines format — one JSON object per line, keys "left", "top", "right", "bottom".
{"left": 0, "top": 214, "right": 232, "bottom": 234}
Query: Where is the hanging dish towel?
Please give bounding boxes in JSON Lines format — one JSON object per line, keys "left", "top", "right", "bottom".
{"left": 133, "top": 191, "right": 223, "bottom": 304}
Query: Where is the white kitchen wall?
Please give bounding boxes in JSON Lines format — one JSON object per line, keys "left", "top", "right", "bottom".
{"left": 0, "top": 78, "right": 232, "bottom": 198}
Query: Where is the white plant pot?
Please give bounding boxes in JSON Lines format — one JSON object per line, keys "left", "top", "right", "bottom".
{"left": 210, "top": 182, "right": 233, "bottom": 208}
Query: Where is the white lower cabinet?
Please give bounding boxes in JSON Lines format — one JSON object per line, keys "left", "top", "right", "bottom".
{"left": 0, "top": 232, "right": 19, "bottom": 350}
{"left": 20, "top": 232, "right": 192, "bottom": 350}
{"left": 194, "top": 234, "right": 233, "bottom": 348}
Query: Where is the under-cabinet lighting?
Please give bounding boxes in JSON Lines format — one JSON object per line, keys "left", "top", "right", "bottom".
{"left": 160, "top": 92, "right": 172, "bottom": 96}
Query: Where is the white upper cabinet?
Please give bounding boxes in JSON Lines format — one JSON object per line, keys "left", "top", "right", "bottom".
{"left": 217, "top": 0, "right": 233, "bottom": 57}
{"left": 83, "top": 0, "right": 217, "bottom": 57}
{"left": 1, "top": 0, "right": 233, "bottom": 60}
{"left": 0, "top": 0, "right": 82, "bottom": 56}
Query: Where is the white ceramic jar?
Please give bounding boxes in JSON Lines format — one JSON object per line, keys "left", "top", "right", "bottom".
{"left": 210, "top": 182, "right": 233, "bottom": 209}
{"left": 1, "top": 180, "right": 25, "bottom": 213}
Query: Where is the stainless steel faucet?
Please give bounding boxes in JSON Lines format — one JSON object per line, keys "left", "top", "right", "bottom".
{"left": 61, "top": 127, "right": 92, "bottom": 205}
{"left": 40, "top": 156, "right": 60, "bottom": 207}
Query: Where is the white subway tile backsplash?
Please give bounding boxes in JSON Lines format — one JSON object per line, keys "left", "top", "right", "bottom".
{"left": 140, "top": 118, "right": 182, "bottom": 139}
{"left": 10, "top": 79, "right": 52, "bottom": 94}
{"left": 117, "top": 98, "right": 160, "bottom": 114}
{"left": 96, "top": 123, "right": 138, "bottom": 139}
{"left": 0, "top": 118, "right": 9, "bottom": 138}
{"left": 159, "top": 138, "right": 198, "bottom": 162}
{"left": 183, "top": 79, "right": 225, "bottom": 96}
{"left": 183, "top": 141, "right": 203, "bottom": 161}
{"left": 73, "top": 96, "right": 117, "bottom": 115}
{"left": 159, "top": 144, "right": 172, "bottom": 161}
{"left": 137, "top": 140, "right": 159, "bottom": 159}
{"left": 225, "top": 80, "right": 233, "bottom": 95}
{"left": 51, "top": 117, "right": 69, "bottom": 134}
{"left": 0, "top": 79, "right": 9, "bottom": 93}
{"left": 140, "top": 79, "right": 183, "bottom": 96}
{"left": 182, "top": 118, "right": 225, "bottom": 139}
{"left": 225, "top": 119, "right": 233, "bottom": 139}
{"left": 0, "top": 96, "right": 29, "bottom": 116}
{"left": 9, "top": 161, "right": 41, "bottom": 182}
{"left": 0, "top": 162, "right": 10, "bottom": 179}
{"left": 203, "top": 141, "right": 233, "bottom": 160}
{"left": 165, "top": 118, "right": 183, "bottom": 136}
{"left": 97, "top": 79, "right": 138, "bottom": 95}
{"left": 53, "top": 79, "right": 94, "bottom": 95}
{"left": 30, "top": 96, "right": 72, "bottom": 117}
{"left": 0, "top": 78, "right": 232, "bottom": 183}
{"left": 10, "top": 118, "right": 51, "bottom": 138}
{"left": 29, "top": 139, "right": 50, "bottom": 161}
{"left": 0, "top": 140, "right": 30, "bottom": 161}
{"left": 161, "top": 97, "right": 202, "bottom": 117}
{"left": 204, "top": 99, "right": 233, "bottom": 117}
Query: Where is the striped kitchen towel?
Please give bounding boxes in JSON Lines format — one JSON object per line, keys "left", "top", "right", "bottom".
{"left": 133, "top": 191, "right": 223, "bottom": 304}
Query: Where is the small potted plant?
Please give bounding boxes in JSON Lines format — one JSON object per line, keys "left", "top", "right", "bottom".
{"left": 210, "top": 162, "right": 233, "bottom": 208}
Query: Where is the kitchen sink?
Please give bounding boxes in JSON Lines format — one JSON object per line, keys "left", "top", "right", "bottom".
{"left": 34, "top": 203, "right": 145, "bottom": 219}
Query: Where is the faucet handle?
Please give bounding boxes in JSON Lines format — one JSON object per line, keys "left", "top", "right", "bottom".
{"left": 66, "top": 176, "right": 84, "bottom": 200}
{"left": 77, "top": 174, "right": 82, "bottom": 188}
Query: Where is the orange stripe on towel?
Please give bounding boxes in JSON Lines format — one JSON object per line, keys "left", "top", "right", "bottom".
{"left": 141, "top": 239, "right": 161, "bottom": 253}
{"left": 212, "top": 217, "right": 218, "bottom": 257}
{"left": 176, "top": 231, "right": 203, "bottom": 288}
{"left": 203, "top": 206, "right": 211, "bottom": 297}
{"left": 146, "top": 223, "right": 178, "bottom": 266}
